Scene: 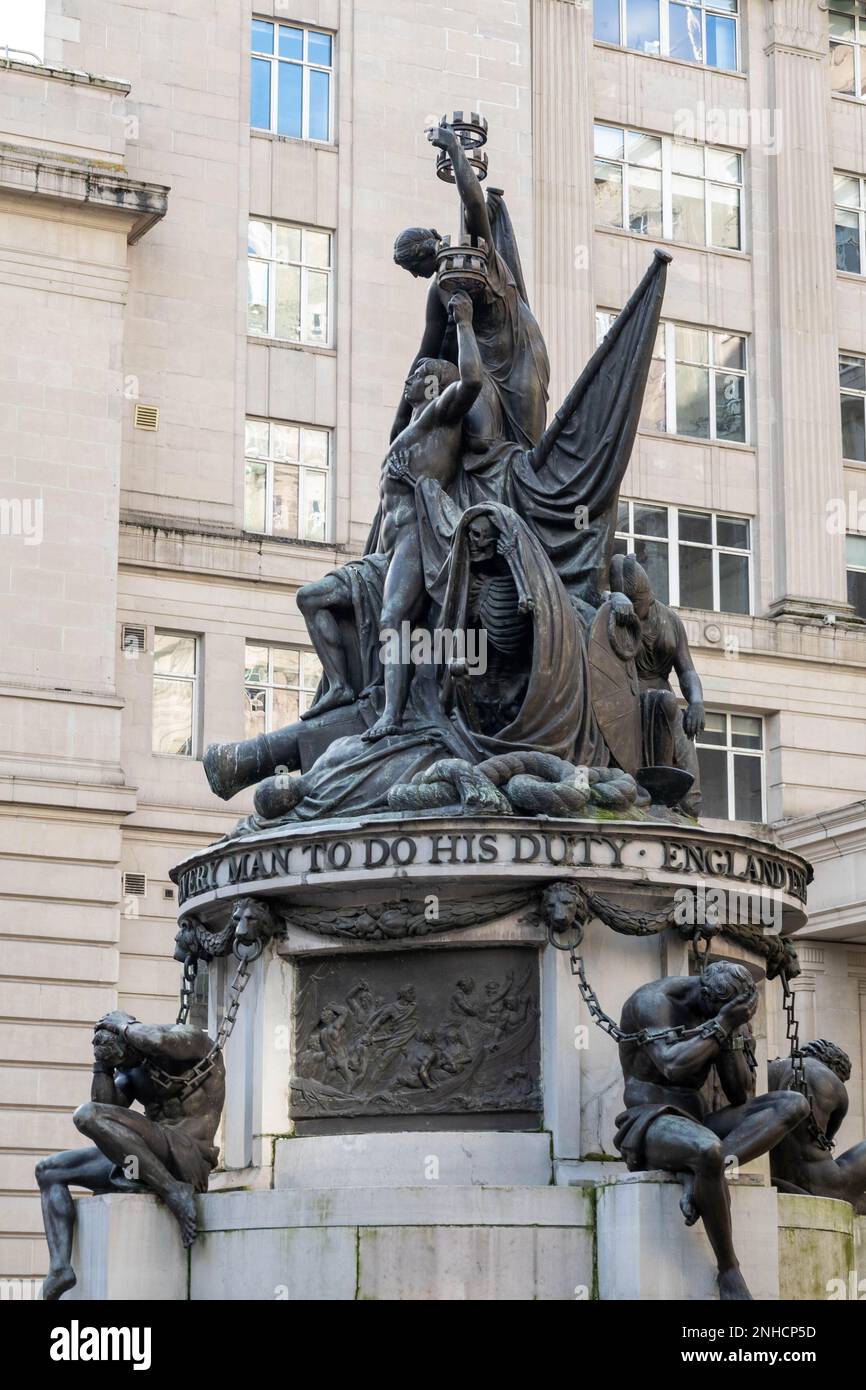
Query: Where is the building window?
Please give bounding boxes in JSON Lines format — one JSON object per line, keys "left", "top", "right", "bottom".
{"left": 594, "top": 125, "right": 742, "bottom": 250}
{"left": 840, "top": 352, "right": 866, "bottom": 461}
{"left": 696, "top": 712, "right": 764, "bottom": 820}
{"left": 614, "top": 501, "right": 752, "bottom": 612}
{"left": 152, "top": 632, "right": 199, "bottom": 757}
{"left": 593, "top": 0, "right": 739, "bottom": 72}
{"left": 248, "top": 220, "right": 332, "bottom": 346}
{"left": 847, "top": 534, "right": 866, "bottom": 616}
{"left": 244, "top": 643, "right": 322, "bottom": 738}
{"left": 244, "top": 419, "right": 331, "bottom": 542}
{"left": 597, "top": 314, "right": 748, "bottom": 442}
{"left": 835, "top": 173, "right": 866, "bottom": 273}
{"left": 830, "top": 4, "right": 866, "bottom": 98}
{"left": 250, "top": 19, "right": 333, "bottom": 141}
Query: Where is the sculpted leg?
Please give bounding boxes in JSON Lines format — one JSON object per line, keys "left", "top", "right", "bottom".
{"left": 363, "top": 531, "right": 425, "bottom": 741}
{"left": 643, "top": 1114, "right": 751, "bottom": 1300}
{"left": 35, "top": 1146, "right": 115, "bottom": 1300}
{"left": 703, "top": 1090, "right": 810, "bottom": 1167}
{"left": 297, "top": 573, "right": 357, "bottom": 717}
{"left": 73, "top": 1102, "right": 198, "bottom": 1248}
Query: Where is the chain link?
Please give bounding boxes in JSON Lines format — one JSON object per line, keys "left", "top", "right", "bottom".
{"left": 780, "top": 973, "right": 833, "bottom": 1151}
{"left": 176, "top": 956, "right": 198, "bottom": 1026}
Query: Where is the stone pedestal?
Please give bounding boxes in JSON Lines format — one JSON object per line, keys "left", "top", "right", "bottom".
{"left": 778, "top": 1194, "right": 855, "bottom": 1301}
{"left": 65, "top": 1193, "right": 187, "bottom": 1301}
{"left": 596, "top": 1172, "right": 780, "bottom": 1301}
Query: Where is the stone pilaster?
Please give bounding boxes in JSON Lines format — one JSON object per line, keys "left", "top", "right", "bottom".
{"left": 765, "top": 0, "right": 854, "bottom": 620}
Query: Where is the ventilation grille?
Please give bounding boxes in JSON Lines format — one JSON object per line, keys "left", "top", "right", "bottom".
{"left": 121, "top": 624, "right": 146, "bottom": 654}
{"left": 124, "top": 873, "right": 147, "bottom": 897}
{"left": 163, "top": 887, "right": 175, "bottom": 901}
{"left": 133, "top": 404, "right": 160, "bottom": 431}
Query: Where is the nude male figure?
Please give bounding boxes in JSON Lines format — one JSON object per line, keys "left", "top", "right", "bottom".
{"left": 36, "top": 1010, "right": 223, "bottom": 1300}
{"left": 769, "top": 1040, "right": 866, "bottom": 1212}
{"left": 361, "top": 289, "right": 483, "bottom": 741}
{"left": 615, "top": 961, "right": 809, "bottom": 1300}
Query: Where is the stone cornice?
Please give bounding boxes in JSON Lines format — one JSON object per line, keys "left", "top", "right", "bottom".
{"left": 766, "top": 0, "right": 828, "bottom": 55}
{"left": 775, "top": 799, "right": 866, "bottom": 859}
{"left": 0, "top": 56, "right": 130, "bottom": 94}
{"left": 0, "top": 142, "right": 168, "bottom": 243}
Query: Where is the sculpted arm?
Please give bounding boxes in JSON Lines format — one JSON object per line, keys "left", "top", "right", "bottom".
{"left": 435, "top": 293, "right": 483, "bottom": 425}
{"left": 429, "top": 126, "right": 492, "bottom": 245}
{"left": 714, "top": 1027, "right": 757, "bottom": 1106}
{"left": 390, "top": 282, "right": 448, "bottom": 442}
{"left": 671, "top": 613, "right": 705, "bottom": 737}
{"left": 96, "top": 1011, "right": 209, "bottom": 1064}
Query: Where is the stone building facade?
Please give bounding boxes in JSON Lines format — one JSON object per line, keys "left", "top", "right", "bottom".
{"left": 0, "top": 0, "right": 865, "bottom": 1282}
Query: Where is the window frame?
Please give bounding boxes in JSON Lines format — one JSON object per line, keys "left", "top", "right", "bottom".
{"left": 846, "top": 533, "right": 866, "bottom": 616}
{"left": 829, "top": 4, "right": 866, "bottom": 100}
{"left": 594, "top": 123, "right": 744, "bottom": 252}
{"left": 152, "top": 630, "right": 200, "bottom": 759}
{"left": 695, "top": 710, "right": 765, "bottom": 821}
{"left": 839, "top": 349, "right": 866, "bottom": 462}
{"left": 834, "top": 170, "right": 866, "bottom": 274}
{"left": 250, "top": 18, "right": 335, "bottom": 143}
{"left": 247, "top": 219, "right": 334, "bottom": 348}
{"left": 615, "top": 500, "right": 753, "bottom": 613}
{"left": 593, "top": 0, "right": 741, "bottom": 74}
{"left": 243, "top": 417, "right": 332, "bottom": 543}
{"left": 243, "top": 641, "right": 322, "bottom": 738}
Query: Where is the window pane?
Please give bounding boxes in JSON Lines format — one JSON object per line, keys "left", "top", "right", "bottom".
{"left": 594, "top": 160, "right": 623, "bottom": 227}
{"left": 705, "top": 148, "right": 740, "bottom": 183}
{"left": 672, "top": 174, "right": 705, "bottom": 244}
{"left": 635, "top": 538, "right": 670, "bottom": 602}
{"left": 251, "top": 19, "right": 274, "bottom": 54}
{"left": 595, "top": 124, "right": 625, "bottom": 159}
{"left": 829, "top": 11, "right": 856, "bottom": 39}
{"left": 594, "top": 0, "right": 621, "bottom": 43}
{"left": 303, "top": 468, "right": 328, "bottom": 541}
{"left": 846, "top": 533, "right": 866, "bottom": 566}
{"left": 714, "top": 332, "right": 745, "bottom": 371}
{"left": 633, "top": 503, "right": 669, "bottom": 537}
{"left": 628, "top": 166, "right": 662, "bottom": 236}
{"left": 715, "top": 371, "right": 746, "bottom": 442}
{"left": 716, "top": 515, "right": 750, "bottom": 549}
{"left": 277, "top": 60, "right": 303, "bottom": 138}
{"left": 701, "top": 711, "right": 727, "bottom": 745}
{"left": 154, "top": 632, "right": 196, "bottom": 676}
{"left": 840, "top": 354, "right": 866, "bottom": 390}
{"left": 627, "top": 131, "right": 662, "bottom": 167}
{"left": 836, "top": 209, "right": 861, "bottom": 273}
{"left": 733, "top": 754, "right": 763, "bottom": 820}
{"left": 675, "top": 364, "right": 711, "bottom": 436}
{"left": 718, "top": 551, "right": 750, "bottom": 613}
{"left": 305, "top": 269, "right": 329, "bottom": 344}
{"left": 669, "top": 3, "right": 703, "bottom": 63}
{"left": 247, "top": 261, "right": 269, "bottom": 335}
{"left": 679, "top": 542, "right": 714, "bottom": 607}
{"left": 153, "top": 678, "right": 194, "bottom": 756}
{"left": 275, "top": 264, "right": 301, "bottom": 341}
{"left": 250, "top": 57, "right": 271, "bottom": 129}
{"left": 302, "top": 427, "right": 329, "bottom": 467}
{"left": 248, "top": 219, "right": 271, "bottom": 257}
{"left": 309, "top": 69, "right": 330, "bottom": 142}
{"left": 272, "top": 646, "right": 300, "bottom": 686}
{"left": 244, "top": 686, "right": 266, "bottom": 741}
{"left": 308, "top": 31, "right": 332, "bottom": 65}
{"left": 706, "top": 13, "right": 737, "bottom": 69}
{"left": 841, "top": 393, "right": 866, "bottom": 460}
{"left": 272, "top": 686, "right": 300, "bottom": 729}
{"left": 245, "top": 419, "right": 270, "bottom": 458}
{"left": 272, "top": 423, "right": 300, "bottom": 461}
{"left": 835, "top": 173, "right": 861, "bottom": 207}
{"left": 640, "top": 358, "right": 667, "bottom": 431}
{"left": 679, "top": 511, "right": 712, "bottom": 544}
{"left": 244, "top": 459, "right": 267, "bottom": 533}
{"left": 731, "top": 714, "right": 762, "bottom": 749}
{"left": 278, "top": 25, "right": 304, "bottom": 60}
{"left": 272, "top": 463, "right": 300, "bottom": 536}
{"left": 245, "top": 644, "right": 269, "bottom": 684}
{"left": 303, "top": 229, "right": 331, "bottom": 268}
{"left": 672, "top": 141, "right": 704, "bottom": 177}
{"left": 626, "top": 0, "right": 660, "bottom": 54}
{"left": 301, "top": 651, "right": 323, "bottom": 689}
{"left": 848, "top": 567, "right": 866, "bottom": 618}
{"left": 830, "top": 41, "right": 856, "bottom": 95}
{"left": 696, "top": 747, "right": 729, "bottom": 817}
{"left": 710, "top": 184, "right": 741, "bottom": 249}
{"left": 676, "top": 325, "right": 708, "bottom": 363}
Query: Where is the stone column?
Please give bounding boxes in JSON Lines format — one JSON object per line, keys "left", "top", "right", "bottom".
{"left": 765, "top": 0, "right": 854, "bottom": 620}
{"left": 532, "top": 0, "right": 596, "bottom": 409}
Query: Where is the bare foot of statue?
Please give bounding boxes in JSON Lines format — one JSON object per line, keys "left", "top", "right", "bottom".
{"left": 678, "top": 1171, "right": 699, "bottom": 1226}
{"left": 42, "top": 1267, "right": 76, "bottom": 1301}
{"left": 163, "top": 1182, "right": 198, "bottom": 1248}
{"left": 718, "top": 1265, "right": 752, "bottom": 1301}
{"left": 361, "top": 715, "right": 402, "bottom": 742}
{"left": 300, "top": 683, "right": 356, "bottom": 720}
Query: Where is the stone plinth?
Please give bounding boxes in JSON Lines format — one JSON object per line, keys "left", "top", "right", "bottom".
{"left": 778, "top": 1194, "right": 855, "bottom": 1301}
{"left": 596, "top": 1172, "right": 779, "bottom": 1301}
{"left": 273, "top": 1130, "right": 553, "bottom": 1188}
{"left": 64, "top": 1193, "right": 187, "bottom": 1301}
